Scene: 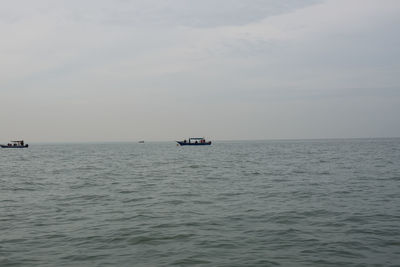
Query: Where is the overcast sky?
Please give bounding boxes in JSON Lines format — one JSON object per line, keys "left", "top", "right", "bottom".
{"left": 1, "top": 0, "right": 399, "bottom": 142}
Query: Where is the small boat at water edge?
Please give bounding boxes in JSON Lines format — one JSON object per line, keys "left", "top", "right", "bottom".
{"left": 1, "top": 140, "right": 29, "bottom": 148}
{"left": 177, "top": 137, "right": 211, "bottom": 146}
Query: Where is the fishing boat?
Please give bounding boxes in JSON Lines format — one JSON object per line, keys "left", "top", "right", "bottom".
{"left": 176, "top": 137, "right": 211, "bottom": 146}
{"left": 0, "top": 140, "right": 29, "bottom": 148}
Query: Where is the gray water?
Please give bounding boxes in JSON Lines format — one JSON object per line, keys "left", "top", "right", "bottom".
{"left": 1, "top": 139, "right": 399, "bottom": 266}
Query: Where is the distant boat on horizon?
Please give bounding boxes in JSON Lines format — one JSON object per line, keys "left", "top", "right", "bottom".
{"left": 138, "top": 140, "right": 145, "bottom": 143}
{"left": 176, "top": 137, "right": 211, "bottom": 146}
{"left": 1, "top": 140, "right": 29, "bottom": 148}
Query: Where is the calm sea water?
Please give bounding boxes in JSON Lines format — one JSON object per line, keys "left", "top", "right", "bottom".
{"left": 1, "top": 139, "right": 399, "bottom": 266}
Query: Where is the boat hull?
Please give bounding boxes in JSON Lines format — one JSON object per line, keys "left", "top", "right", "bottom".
{"left": 1, "top": 145, "right": 29, "bottom": 148}
{"left": 177, "top": 141, "right": 211, "bottom": 146}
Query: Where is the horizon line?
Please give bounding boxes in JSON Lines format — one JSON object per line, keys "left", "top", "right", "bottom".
{"left": 11, "top": 136, "right": 400, "bottom": 144}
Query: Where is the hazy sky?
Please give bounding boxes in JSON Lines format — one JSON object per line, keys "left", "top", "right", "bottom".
{"left": 1, "top": 0, "right": 399, "bottom": 142}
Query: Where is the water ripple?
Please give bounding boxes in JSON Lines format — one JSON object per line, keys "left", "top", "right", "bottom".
{"left": 1, "top": 139, "right": 400, "bottom": 266}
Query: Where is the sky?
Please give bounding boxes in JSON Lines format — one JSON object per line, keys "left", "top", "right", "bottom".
{"left": 1, "top": 0, "right": 400, "bottom": 142}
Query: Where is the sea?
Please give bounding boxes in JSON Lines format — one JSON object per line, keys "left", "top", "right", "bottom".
{"left": 1, "top": 139, "right": 399, "bottom": 266}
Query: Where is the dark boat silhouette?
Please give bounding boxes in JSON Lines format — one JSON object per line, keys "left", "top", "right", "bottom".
{"left": 176, "top": 137, "right": 211, "bottom": 146}
{"left": 1, "top": 140, "right": 29, "bottom": 148}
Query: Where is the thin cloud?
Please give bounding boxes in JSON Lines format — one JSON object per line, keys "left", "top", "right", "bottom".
{"left": 1, "top": 0, "right": 399, "bottom": 141}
